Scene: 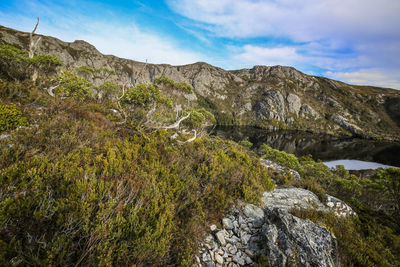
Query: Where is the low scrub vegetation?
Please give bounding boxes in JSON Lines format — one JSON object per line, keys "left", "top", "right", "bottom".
{"left": 0, "top": 44, "right": 274, "bottom": 266}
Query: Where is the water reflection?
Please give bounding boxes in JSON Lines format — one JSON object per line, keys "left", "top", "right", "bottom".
{"left": 209, "top": 126, "right": 400, "bottom": 168}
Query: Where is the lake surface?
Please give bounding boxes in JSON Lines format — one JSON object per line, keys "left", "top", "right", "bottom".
{"left": 209, "top": 126, "right": 400, "bottom": 169}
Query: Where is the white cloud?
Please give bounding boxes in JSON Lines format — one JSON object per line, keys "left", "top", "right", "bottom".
{"left": 327, "top": 69, "right": 400, "bottom": 89}
{"left": 168, "top": 0, "right": 400, "bottom": 41}
{"left": 169, "top": 0, "right": 400, "bottom": 89}
{"left": 0, "top": 2, "right": 205, "bottom": 66}
{"left": 233, "top": 45, "right": 304, "bottom": 67}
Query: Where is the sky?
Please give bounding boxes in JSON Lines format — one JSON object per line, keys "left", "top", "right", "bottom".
{"left": 1, "top": 0, "right": 399, "bottom": 89}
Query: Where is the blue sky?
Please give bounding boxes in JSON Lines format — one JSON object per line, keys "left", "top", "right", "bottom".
{"left": 1, "top": 0, "right": 399, "bottom": 89}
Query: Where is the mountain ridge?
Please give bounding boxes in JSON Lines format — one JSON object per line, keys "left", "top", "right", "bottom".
{"left": 1, "top": 24, "right": 400, "bottom": 141}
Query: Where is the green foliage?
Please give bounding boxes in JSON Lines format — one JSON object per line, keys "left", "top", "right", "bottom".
{"left": 365, "top": 168, "right": 400, "bottom": 218}
{"left": 0, "top": 103, "right": 27, "bottom": 132}
{"left": 154, "top": 76, "right": 193, "bottom": 93}
{"left": 261, "top": 144, "right": 302, "bottom": 171}
{"left": 75, "top": 66, "right": 115, "bottom": 79}
{"left": 0, "top": 44, "right": 62, "bottom": 80}
{"left": 0, "top": 44, "right": 30, "bottom": 80}
{"left": 31, "top": 54, "right": 63, "bottom": 73}
{"left": 122, "top": 83, "right": 172, "bottom": 107}
{"left": 97, "top": 81, "right": 120, "bottom": 101}
{"left": 53, "top": 71, "right": 94, "bottom": 101}
{"left": 184, "top": 108, "right": 216, "bottom": 128}
{"left": 239, "top": 140, "right": 253, "bottom": 148}
{"left": 75, "top": 65, "right": 96, "bottom": 76}
{"left": 0, "top": 91, "right": 274, "bottom": 265}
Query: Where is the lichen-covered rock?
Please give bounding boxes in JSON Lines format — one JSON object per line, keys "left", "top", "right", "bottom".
{"left": 197, "top": 186, "right": 353, "bottom": 266}
{"left": 261, "top": 207, "right": 338, "bottom": 267}
{"left": 262, "top": 188, "right": 328, "bottom": 211}
{"left": 325, "top": 194, "right": 356, "bottom": 217}
{"left": 260, "top": 159, "right": 302, "bottom": 183}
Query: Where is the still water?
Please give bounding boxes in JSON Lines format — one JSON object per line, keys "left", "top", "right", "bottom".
{"left": 209, "top": 126, "right": 400, "bottom": 170}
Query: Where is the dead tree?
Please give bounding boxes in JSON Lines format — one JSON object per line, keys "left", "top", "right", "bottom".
{"left": 115, "top": 81, "right": 129, "bottom": 125}
{"left": 29, "top": 17, "right": 42, "bottom": 82}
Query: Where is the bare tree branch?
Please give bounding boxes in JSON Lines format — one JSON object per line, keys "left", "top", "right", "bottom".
{"left": 156, "top": 112, "right": 191, "bottom": 130}
{"left": 115, "top": 81, "right": 129, "bottom": 125}
{"left": 29, "top": 17, "right": 42, "bottom": 82}
{"left": 46, "top": 85, "right": 58, "bottom": 97}
{"left": 177, "top": 130, "right": 197, "bottom": 145}
{"left": 29, "top": 17, "right": 40, "bottom": 59}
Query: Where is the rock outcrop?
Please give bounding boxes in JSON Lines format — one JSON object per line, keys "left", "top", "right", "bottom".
{"left": 197, "top": 195, "right": 342, "bottom": 267}
{"left": 2, "top": 25, "right": 400, "bottom": 141}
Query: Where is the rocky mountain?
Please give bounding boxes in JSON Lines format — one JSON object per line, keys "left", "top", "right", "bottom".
{"left": 1, "top": 25, "right": 400, "bottom": 141}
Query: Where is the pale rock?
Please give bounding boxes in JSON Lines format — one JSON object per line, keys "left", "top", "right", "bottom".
{"left": 210, "top": 224, "right": 217, "bottom": 232}
{"left": 215, "top": 254, "right": 224, "bottom": 265}
{"left": 215, "top": 231, "right": 226, "bottom": 246}
{"left": 243, "top": 204, "right": 264, "bottom": 220}
{"left": 222, "top": 218, "right": 234, "bottom": 230}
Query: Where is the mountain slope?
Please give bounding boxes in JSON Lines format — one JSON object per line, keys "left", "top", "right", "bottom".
{"left": 1, "top": 25, "right": 400, "bottom": 141}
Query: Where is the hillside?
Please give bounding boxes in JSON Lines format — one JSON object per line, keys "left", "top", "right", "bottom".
{"left": 1, "top": 25, "right": 400, "bottom": 141}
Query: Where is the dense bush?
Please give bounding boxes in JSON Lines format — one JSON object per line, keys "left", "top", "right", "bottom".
{"left": 261, "top": 144, "right": 302, "bottom": 170}
{"left": 0, "top": 103, "right": 27, "bottom": 132}
{"left": 0, "top": 89, "right": 274, "bottom": 265}
{"left": 122, "top": 83, "right": 172, "bottom": 108}
{"left": 154, "top": 75, "right": 193, "bottom": 93}
{"left": 365, "top": 167, "right": 400, "bottom": 218}
{"left": 0, "top": 44, "right": 62, "bottom": 81}
{"left": 53, "top": 71, "right": 94, "bottom": 102}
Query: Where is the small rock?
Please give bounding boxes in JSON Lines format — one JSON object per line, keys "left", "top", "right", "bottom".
{"left": 206, "top": 261, "right": 215, "bottom": 267}
{"left": 233, "top": 255, "right": 245, "bottom": 266}
{"left": 226, "top": 257, "right": 232, "bottom": 262}
{"left": 215, "top": 254, "right": 224, "bottom": 265}
{"left": 202, "top": 253, "right": 211, "bottom": 262}
{"left": 222, "top": 218, "right": 234, "bottom": 230}
{"left": 245, "top": 256, "right": 253, "bottom": 265}
{"left": 216, "top": 231, "right": 226, "bottom": 246}
{"left": 210, "top": 224, "right": 218, "bottom": 232}
{"left": 217, "top": 249, "right": 223, "bottom": 255}
{"left": 240, "top": 233, "right": 251, "bottom": 245}
{"left": 209, "top": 250, "right": 214, "bottom": 261}
{"left": 195, "top": 255, "right": 201, "bottom": 263}
{"left": 244, "top": 249, "right": 254, "bottom": 257}
{"left": 243, "top": 204, "right": 264, "bottom": 220}
{"left": 228, "top": 245, "right": 237, "bottom": 255}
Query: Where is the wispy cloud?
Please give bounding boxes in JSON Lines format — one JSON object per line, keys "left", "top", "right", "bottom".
{"left": 327, "top": 69, "right": 400, "bottom": 89}
{"left": 0, "top": 0, "right": 205, "bottom": 65}
{"left": 168, "top": 0, "right": 400, "bottom": 89}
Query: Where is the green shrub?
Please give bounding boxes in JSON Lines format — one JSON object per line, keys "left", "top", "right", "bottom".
{"left": 154, "top": 76, "right": 193, "bottom": 93}
{"left": 53, "top": 71, "right": 94, "bottom": 101}
{"left": 261, "top": 144, "right": 302, "bottom": 170}
{"left": 239, "top": 140, "right": 253, "bottom": 148}
{"left": 122, "top": 83, "right": 171, "bottom": 107}
{"left": 0, "top": 97, "right": 274, "bottom": 265}
{"left": 0, "top": 103, "right": 27, "bottom": 132}
{"left": 366, "top": 168, "right": 400, "bottom": 218}
{"left": 0, "top": 44, "right": 30, "bottom": 80}
{"left": 0, "top": 44, "right": 62, "bottom": 81}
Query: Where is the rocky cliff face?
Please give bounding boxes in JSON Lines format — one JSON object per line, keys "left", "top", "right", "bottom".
{"left": 1, "top": 25, "right": 400, "bottom": 141}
